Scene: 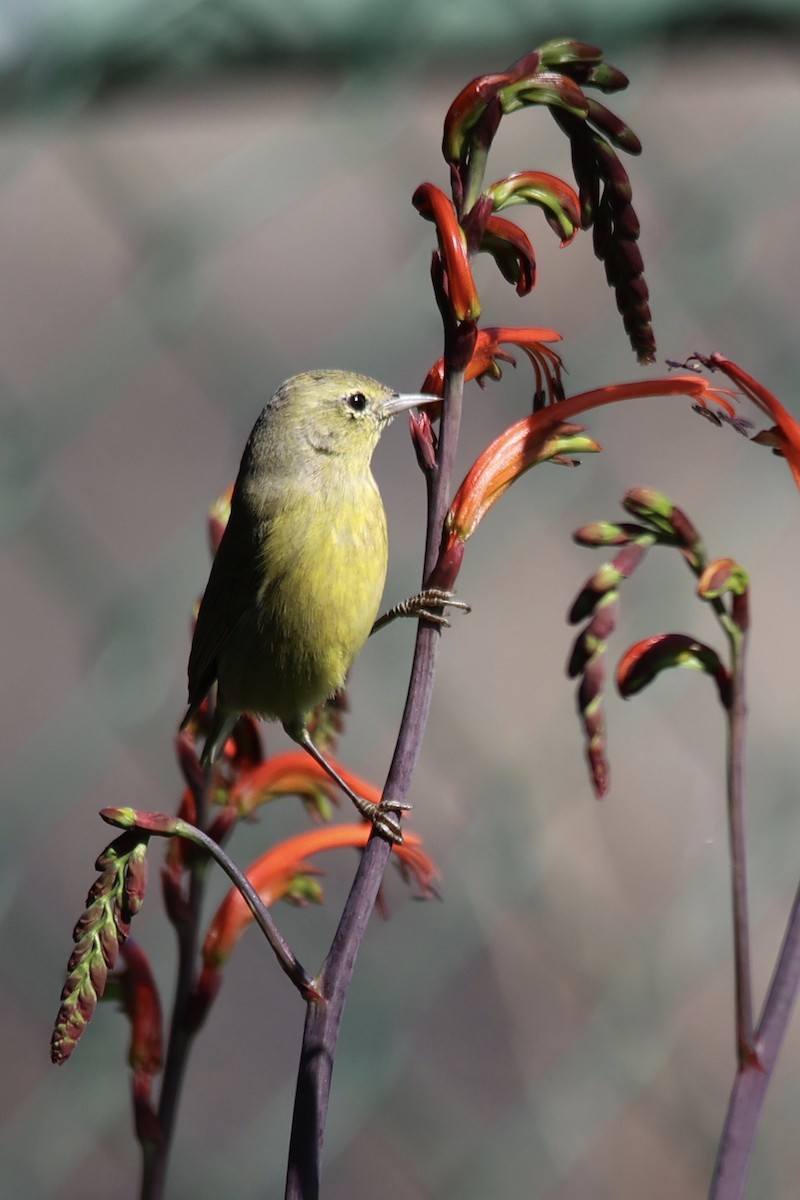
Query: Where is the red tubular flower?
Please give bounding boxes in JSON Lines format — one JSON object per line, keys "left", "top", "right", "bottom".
{"left": 421, "top": 326, "right": 564, "bottom": 399}
{"left": 202, "top": 825, "right": 439, "bottom": 970}
{"left": 444, "top": 416, "right": 600, "bottom": 548}
{"left": 412, "top": 182, "right": 481, "bottom": 321}
{"left": 229, "top": 750, "right": 381, "bottom": 818}
{"left": 692, "top": 353, "right": 800, "bottom": 489}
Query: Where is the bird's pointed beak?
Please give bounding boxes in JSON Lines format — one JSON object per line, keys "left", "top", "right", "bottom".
{"left": 382, "top": 392, "right": 438, "bottom": 419}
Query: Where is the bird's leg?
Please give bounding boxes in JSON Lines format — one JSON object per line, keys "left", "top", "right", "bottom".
{"left": 292, "top": 726, "right": 409, "bottom": 844}
{"left": 371, "top": 587, "right": 470, "bottom": 635}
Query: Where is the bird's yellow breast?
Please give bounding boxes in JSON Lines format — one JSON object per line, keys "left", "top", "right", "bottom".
{"left": 222, "top": 469, "right": 388, "bottom": 724}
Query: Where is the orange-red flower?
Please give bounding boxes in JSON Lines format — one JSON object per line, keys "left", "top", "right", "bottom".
{"left": 421, "top": 326, "right": 563, "bottom": 400}
{"left": 230, "top": 750, "right": 381, "bottom": 819}
{"left": 412, "top": 182, "right": 481, "bottom": 321}
{"left": 438, "top": 373, "right": 738, "bottom": 575}
{"left": 446, "top": 417, "right": 600, "bottom": 545}
{"left": 201, "top": 825, "right": 439, "bottom": 970}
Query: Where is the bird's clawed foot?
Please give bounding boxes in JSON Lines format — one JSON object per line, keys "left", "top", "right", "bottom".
{"left": 352, "top": 794, "right": 412, "bottom": 844}
{"left": 372, "top": 587, "right": 471, "bottom": 633}
{"left": 293, "top": 727, "right": 411, "bottom": 844}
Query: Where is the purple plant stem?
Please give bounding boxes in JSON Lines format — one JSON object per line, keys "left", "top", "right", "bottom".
{"left": 711, "top": 596, "right": 800, "bottom": 1197}
{"left": 726, "top": 634, "right": 755, "bottom": 1065}
{"left": 284, "top": 364, "right": 466, "bottom": 1200}
{"left": 710, "top": 881, "right": 800, "bottom": 1199}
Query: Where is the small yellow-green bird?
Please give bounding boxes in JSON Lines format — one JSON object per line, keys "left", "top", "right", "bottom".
{"left": 182, "top": 369, "right": 465, "bottom": 840}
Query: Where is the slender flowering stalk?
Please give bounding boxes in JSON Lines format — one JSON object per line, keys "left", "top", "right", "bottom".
{"left": 572, "top": 491, "right": 759, "bottom": 1076}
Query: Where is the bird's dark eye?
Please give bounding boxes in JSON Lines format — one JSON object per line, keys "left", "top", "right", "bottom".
{"left": 346, "top": 392, "right": 367, "bottom": 412}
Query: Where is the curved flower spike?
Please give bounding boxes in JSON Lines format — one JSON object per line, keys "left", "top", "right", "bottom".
{"left": 443, "top": 41, "right": 619, "bottom": 167}
{"left": 691, "top": 353, "right": 800, "bottom": 489}
{"left": 412, "top": 183, "right": 481, "bottom": 321}
{"left": 51, "top": 832, "right": 149, "bottom": 1065}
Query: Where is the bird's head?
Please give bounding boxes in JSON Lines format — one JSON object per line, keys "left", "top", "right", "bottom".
{"left": 249, "top": 369, "right": 434, "bottom": 471}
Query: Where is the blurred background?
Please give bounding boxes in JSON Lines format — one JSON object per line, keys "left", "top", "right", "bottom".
{"left": 2, "top": 1, "right": 800, "bottom": 1197}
